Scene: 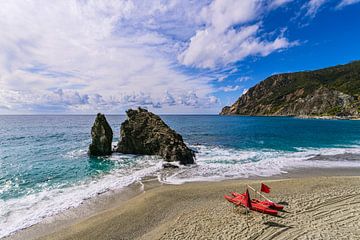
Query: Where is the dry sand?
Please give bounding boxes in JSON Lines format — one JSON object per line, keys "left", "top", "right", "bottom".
{"left": 23, "top": 176, "right": 360, "bottom": 240}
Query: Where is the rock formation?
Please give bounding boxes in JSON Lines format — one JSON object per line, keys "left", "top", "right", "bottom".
{"left": 220, "top": 60, "right": 360, "bottom": 118}
{"left": 115, "top": 108, "right": 195, "bottom": 165}
{"left": 89, "top": 113, "right": 113, "bottom": 156}
{"left": 162, "top": 162, "right": 180, "bottom": 168}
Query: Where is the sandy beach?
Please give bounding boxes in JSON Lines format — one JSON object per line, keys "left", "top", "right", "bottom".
{"left": 6, "top": 172, "right": 359, "bottom": 240}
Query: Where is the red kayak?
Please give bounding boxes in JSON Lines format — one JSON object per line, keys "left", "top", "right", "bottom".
{"left": 231, "top": 192, "right": 284, "bottom": 211}
{"left": 224, "top": 194, "right": 278, "bottom": 216}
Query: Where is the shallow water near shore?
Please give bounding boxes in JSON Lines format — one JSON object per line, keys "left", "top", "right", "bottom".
{"left": 1, "top": 115, "right": 360, "bottom": 238}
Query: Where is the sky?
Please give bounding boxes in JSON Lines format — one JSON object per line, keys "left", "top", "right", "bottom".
{"left": 0, "top": 0, "right": 359, "bottom": 114}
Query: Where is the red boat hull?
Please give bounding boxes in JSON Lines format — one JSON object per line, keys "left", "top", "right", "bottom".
{"left": 231, "top": 192, "right": 284, "bottom": 211}
{"left": 224, "top": 194, "right": 278, "bottom": 216}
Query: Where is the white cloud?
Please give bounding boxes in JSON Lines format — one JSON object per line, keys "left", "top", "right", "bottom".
{"left": 302, "top": 0, "right": 328, "bottom": 17}
{"left": 242, "top": 88, "right": 249, "bottom": 95}
{"left": 215, "top": 67, "right": 239, "bottom": 82}
{"left": 0, "top": 0, "right": 220, "bottom": 113}
{"left": 178, "top": 0, "right": 297, "bottom": 68}
{"left": 237, "top": 76, "right": 251, "bottom": 82}
{"left": 336, "top": 0, "right": 360, "bottom": 9}
{"left": 217, "top": 75, "right": 227, "bottom": 82}
{"left": 199, "top": 0, "right": 261, "bottom": 32}
{"left": 269, "top": 0, "right": 293, "bottom": 9}
{"left": 219, "top": 85, "right": 241, "bottom": 92}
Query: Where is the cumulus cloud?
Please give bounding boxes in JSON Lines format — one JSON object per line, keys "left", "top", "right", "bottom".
{"left": 178, "top": 0, "right": 297, "bottom": 68}
{"left": 0, "top": 88, "right": 220, "bottom": 113}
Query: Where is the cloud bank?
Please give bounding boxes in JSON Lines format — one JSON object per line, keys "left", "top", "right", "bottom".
{"left": 0, "top": 1, "right": 218, "bottom": 113}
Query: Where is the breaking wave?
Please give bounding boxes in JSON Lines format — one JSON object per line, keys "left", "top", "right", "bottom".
{"left": 0, "top": 154, "right": 163, "bottom": 238}
{"left": 160, "top": 144, "right": 360, "bottom": 184}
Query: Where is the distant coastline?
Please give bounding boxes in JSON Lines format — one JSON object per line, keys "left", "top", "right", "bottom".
{"left": 220, "top": 114, "right": 360, "bottom": 120}
{"left": 296, "top": 115, "right": 360, "bottom": 120}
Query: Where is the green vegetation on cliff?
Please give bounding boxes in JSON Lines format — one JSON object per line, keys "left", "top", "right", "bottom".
{"left": 220, "top": 61, "right": 360, "bottom": 118}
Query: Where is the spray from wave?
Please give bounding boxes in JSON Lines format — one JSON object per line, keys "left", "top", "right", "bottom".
{"left": 160, "top": 144, "right": 360, "bottom": 184}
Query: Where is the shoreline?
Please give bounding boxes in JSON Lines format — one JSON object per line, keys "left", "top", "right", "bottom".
{"left": 218, "top": 114, "right": 360, "bottom": 120}
{"left": 296, "top": 115, "right": 360, "bottom": 120}
{"left": 2, "top": 175, "right": 164, "bottom": 240}
{"left": 4, "top": 167, "right": 360, "bottom": 240}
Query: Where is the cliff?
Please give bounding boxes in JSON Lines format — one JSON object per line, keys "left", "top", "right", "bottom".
{"left": 220, "top": 61, "right": 360, "bottom": 118}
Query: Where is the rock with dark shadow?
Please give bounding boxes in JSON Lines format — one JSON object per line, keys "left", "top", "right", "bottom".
{"left": 115, "top": 107, "right": 195, "bottom": 165}
{"left": 89, "top": 113, "right": 113, "bottom": 156}
{"left": 163, "top": 162, "right": 180, "bottom": 169}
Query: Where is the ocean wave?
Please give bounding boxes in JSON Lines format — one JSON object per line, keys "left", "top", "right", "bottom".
{"left": 160, "top": 145, "right": 360, "bottom": 184}
{"left": 64, "top": 148, "right": 88, "bottom": 158}
{"left": 0, "top": 154, "right": 163, "bottom": 238}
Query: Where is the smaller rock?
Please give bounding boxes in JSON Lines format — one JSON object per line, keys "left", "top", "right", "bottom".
{"left": 89, "top": 113, "right": 113, "bottom": 156}
{"left": 163, "top": 163, "right": 180, "bottom": 169}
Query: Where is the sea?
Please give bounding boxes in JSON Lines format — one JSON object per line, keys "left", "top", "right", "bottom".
{"left": 1, "top": 115, "right": 360, "bottom": 238}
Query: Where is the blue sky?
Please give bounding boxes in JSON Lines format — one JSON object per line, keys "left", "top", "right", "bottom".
{"left": 0, "top": 0, "right": 359, "bottom": 114}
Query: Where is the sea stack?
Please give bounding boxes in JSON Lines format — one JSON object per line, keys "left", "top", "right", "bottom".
{"left": 89, "top": 113, "right": 113, "bottom": 156}
{"left": 115, "top": 107, "right": 195, "bottom": 165}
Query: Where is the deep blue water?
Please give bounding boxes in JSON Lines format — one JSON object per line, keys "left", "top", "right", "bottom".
{"left": 1, "top": 115, "right": 360, "bottom": 237}
{"left": 164, "top": 115, "right": 360, "bottom": 150}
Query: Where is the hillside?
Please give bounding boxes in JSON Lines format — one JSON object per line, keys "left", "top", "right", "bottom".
{"left": 220, "top": 61, "right": 360, "bottom": 118}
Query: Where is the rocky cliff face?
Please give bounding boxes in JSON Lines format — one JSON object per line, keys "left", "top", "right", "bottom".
{"left": 220, "top": 61, "right": 360, "bottom": 118}
{"left": 89, "top": 113, "right": 113, "bottom": 156}
{"left": 115, "top": 108, "right": 195, "bottom": 165}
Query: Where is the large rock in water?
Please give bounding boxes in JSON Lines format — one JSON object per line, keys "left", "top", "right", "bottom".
{"left": 89, "top": 113, "right": 113, "bottom": 156}
{"left": 115, "top": 108, "right": 195, "bottom": 165}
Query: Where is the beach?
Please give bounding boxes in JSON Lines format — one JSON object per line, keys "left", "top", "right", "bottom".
{"left": 5, "top": 171, "right": 360, "bottom": 240}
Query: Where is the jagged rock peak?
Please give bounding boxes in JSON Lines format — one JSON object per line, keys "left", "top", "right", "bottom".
{"left": 89, "top": 113, "right": 113, "bottom": 156}
{"left": 115, "top": 107, "right": 195, "bottom": 165}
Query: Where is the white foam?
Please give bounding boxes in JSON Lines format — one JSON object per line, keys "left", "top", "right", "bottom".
{"left": 160, "top": 145, "right": 360, "bottom": 184}
{"left": 64, "top": 148, "right": 88, "bottom": 158}
{"left": 0, "top": 154, "right": 163, "bottom": 238}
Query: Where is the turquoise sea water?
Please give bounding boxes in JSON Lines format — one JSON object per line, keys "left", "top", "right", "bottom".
{"left": 1, "top": 115, "right": 360, "bottom": 237}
